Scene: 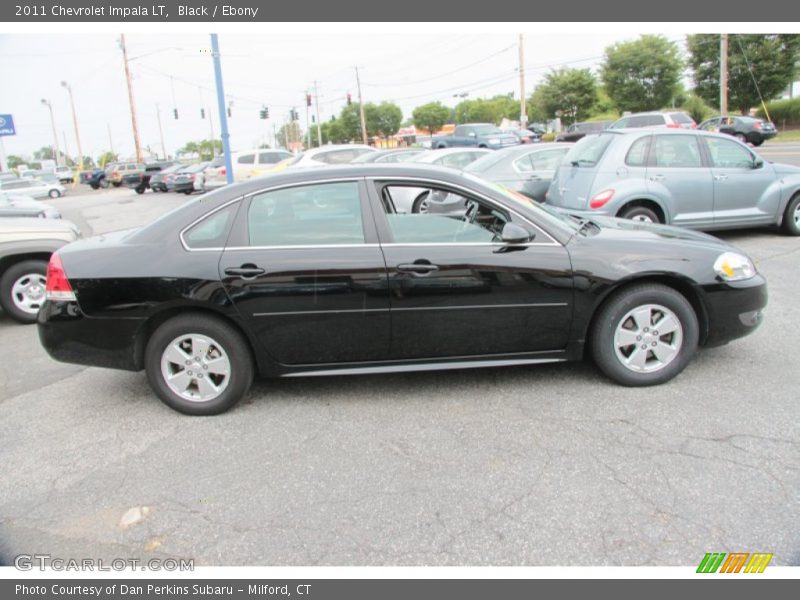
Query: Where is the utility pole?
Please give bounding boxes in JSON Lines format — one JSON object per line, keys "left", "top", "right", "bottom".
{"left": 519, "top": 34, "right": 528, "bottom": 130}
{"left": 156, "top": 103, "right": 167, "bottom": 160}
{"left": 305, "top": 90, "right": 311, "bottom": 149}
{"left": 40, "top": 99, "right": 62, "bottom": 166}
{"left": 119, "top": 34, "right": 143, "bottom": 162}
{"left": 62, "top": 130, "right": 70, "bottom": 164}
{"left": 720, "top": 33, "right": 729, "bottom": 115}
{"left": 107, "top": 123, "right": 115, "bottom": 156}
{"left": 355, "top": 67, "right": 368, "bottom": 145}
{"left": 61, "top": 81, "right": 84, "bottom": 171}
{"left": 210, "top": 33, "right": 234, "bottom": 184}
{"left": 313, "top": 80, "right": 322, "bottom": 146}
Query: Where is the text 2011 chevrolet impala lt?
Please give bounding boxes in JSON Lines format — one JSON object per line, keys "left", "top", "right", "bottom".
{"left": 38, "top": 164, "right": 766, "bottom": 415}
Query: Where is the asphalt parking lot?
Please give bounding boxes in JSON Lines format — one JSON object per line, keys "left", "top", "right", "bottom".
{"left": 1, "top": 155, "right": 799, "bottom": 567}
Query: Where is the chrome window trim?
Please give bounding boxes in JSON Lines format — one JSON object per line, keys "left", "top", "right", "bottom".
{"left": 369, "top": 175, "right": 560, "bottom": 246}
{"left": 179, "top": 196, "right": 244, "bottom": 252}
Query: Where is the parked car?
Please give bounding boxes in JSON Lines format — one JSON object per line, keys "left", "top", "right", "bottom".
{"left": 1, "top": 217, "right": 79, "bottom": 323}
{"left": 464, "top": 144, "right": 571, "bottom": 202}
{"left": 545, "top": 129, "right": 800, "bottom": 235}
{"left": 172, "top": 163, "right": 208, "bottom": 194}
{"left": 197, "top": 156, "right": 229, "bottom": 191}
{"left": 54, "top": 166, "right": 74, "bottom": 184}
{"left": 609, "top": 111, "right": 696, "bottom": 130}
{"left": 38, "top": 163, "right": 766, "bottom": 415}
{"left": 80, "top": 168, "right": 108, "bottom": 189}
{"left": 503, "top": 128, "right": 539, "bottom": 144}
{"left": 0, "top": 178, "right": 66, "bottom": 199}
{"left": 391, "top": 148, "right": 493, "bottom": 213}
{"left": 107, "top": 162, "right": 145, "bottom": 187}
{"left": 231, "top": 149, "right": 293, "bottom": 181}
{"left": 556, "top": 121, "right": 613, "bottom": 143}
{"left": 275, "top": 145, "right": 377, "bottom": 171}
{"left": 0, "top": 173, "right": 18, "bottom": 182}
{"left": 0, "top": 191, "right": 61, "bottom": 219}
{"left": 697, "top": 115, "right": 778, "bottom": 146}
{"left": 431, "top": 123, "right": 519, "bottom": 150}
{"left": 122, "top": 162, "right": 178, "bottom": 194}
{"left": 350, "top": 148, "right": 426, "bottom": 163}
{"left": 149, "top": 164, "right": 185, "bottom": 192}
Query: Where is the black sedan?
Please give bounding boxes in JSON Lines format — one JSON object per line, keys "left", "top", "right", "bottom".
{"left": 38, "top": 164, "right": 767, "bottom": 415}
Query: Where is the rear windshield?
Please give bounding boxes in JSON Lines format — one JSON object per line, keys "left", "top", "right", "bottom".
{"left": 669, "top": 112, "right": 694, "bottom": 124}
{"left": 563, "top": 133, "right": 615, "bottom": 167}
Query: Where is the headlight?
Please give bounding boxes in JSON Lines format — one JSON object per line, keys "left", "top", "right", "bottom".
{"left": 488, "top": 138, "right": 500, "bottom": 144}
{"left": 713, "top": 252, "right": 756, "bottom": 281}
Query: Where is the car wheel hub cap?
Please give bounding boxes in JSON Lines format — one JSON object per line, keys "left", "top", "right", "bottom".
{"left": 794, "top": 204, "right": 800, "bottom": 226}
{"left": 11, "top": 274, "right": 47, "bottom": 314}
{"left": 613, "top": 303, "right": 683, "bottom": 374}
{"left": 631, "top": 214, "right": 653, "bottom": 223}
{"left": 160, "top": 333, "right": 231, "bottom": 402}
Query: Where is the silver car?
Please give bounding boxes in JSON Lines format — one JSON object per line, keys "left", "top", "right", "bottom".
{"left": 0, "top": 177, "right": 66, "bottom": 199}
{"left": 546, "top": 129, "right": 800, "bottom": 235}
{"left": 0, "top": 191, "right": 61, "bottom": 219}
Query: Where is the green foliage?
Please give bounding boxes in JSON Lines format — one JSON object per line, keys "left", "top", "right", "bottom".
{"left": 6, "top": 155, "right": 24, "bottom": 170}
{"left": 453, "top": 94, "right": 520, "bottom": 125}
{"left": 97, "top": 151, "right": 118, "bottom": 167}
{"left": 534, "top": 68, "right": 598, "bottom": 123}
{"left": 757, "top": 97, "right": 800, "bottom": 126}
{"left": 540, "top": 132, "right": 556, "bottom": 142}
{"left": 276, "top": 123, "right": 303, "bottom": 149}
{"left": 179, "top": 139, "right": 222, "bottom": 161}
{"left": 412, "top": 101, "right": 451, "bottom": 133}
{"left": 366, "top": 101, "right": 403, "bottom": 137}
{"left": 602, "top": 35, "right": 683, "bottom": 112}
{"left": 678, "top": 93, "right": 716, "bottom": 124}
{"left": 688, "top": 34, "right": 800, "bottom": 114}
{"left": 33, "top": 146, "right": 56, "bottom": 161}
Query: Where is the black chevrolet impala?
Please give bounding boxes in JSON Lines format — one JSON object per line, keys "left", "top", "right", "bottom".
{"left": 38, "top": 164, "right": 767, "bottom": 415}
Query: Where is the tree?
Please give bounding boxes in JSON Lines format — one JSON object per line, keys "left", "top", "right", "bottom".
{"left": 687, "top": 34, "right": 800, "bottom": 114}
{"left": 97, "top": 151, "right": 118, "bottom": 167}
{"left": 178, "top": 140, "right": 221, "bottom": 161}
{"left": 602, "top": 35, "right": 682, "bottom": 112}
{"left": 33, "top": 146, "right": 56, "bottom": 161}
{"left": 412, "top": 101, "right": 450, "bottom": 133}
{"left": 6, "top": 155, "right": 24, "bottom": 170}
{"left": 276, "top": 122, "right": 302, "bottom": 149}
{"left": 366, "top": 101, "right": 403, "bottom": 138}
{"left": 535, "top": 68, "right": 598, "bottom": 123}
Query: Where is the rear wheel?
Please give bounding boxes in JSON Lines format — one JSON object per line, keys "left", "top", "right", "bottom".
{"left": 781, "top": 194, "right": 800, "bottom": 236}
{"left": 591, "top": 283, "right": 698, "bottom": 386}
{"left": 734, "top": 132, "right": 748, "bottom": 144}
{"left": 619, "top": 204, "right": 661, "bottom": 224}
{"left": 145, "top": 314, "right": 254, "bottom": 415}
{"left": 48, "top": 189, "right": 61, "bottom": 198}
{"left": 412, "top": 191, "right": 431, "bottom": 213}
{"left": 0, "top": 260, "right": 48, "bottom": 324}
{"left": 135, "top": 186, "right": 146, "bottom": 194}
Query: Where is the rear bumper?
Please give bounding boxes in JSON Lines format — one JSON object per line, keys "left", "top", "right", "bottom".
{"left": 38, "top": 301, "right": 144, "bottom": 371}
{"left": 701, "top": 274, "right": 767, "bottom": 347}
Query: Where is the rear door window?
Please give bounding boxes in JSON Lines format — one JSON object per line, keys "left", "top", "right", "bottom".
{"left": 625, "top": 135, "right": 651, "bottom": 167}
{"left": 237, "top": 154, "right": 255, "bottom": 165}
{"left": 652, "top": 135, "right": 703, "bottom": 168}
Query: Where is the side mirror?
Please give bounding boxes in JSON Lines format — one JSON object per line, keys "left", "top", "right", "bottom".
{"left": 500, "top": 223, "right": 534, "bottom": 244}
{"left": 753, "top": 158, "right": 764, "bottom": 169}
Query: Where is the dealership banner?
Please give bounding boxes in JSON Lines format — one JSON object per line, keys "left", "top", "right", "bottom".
{"left": 2, "top": 579, "right": 798, "bottom": 599}
{"left": 2, "top": 0, "right": 799, "bottom": 22}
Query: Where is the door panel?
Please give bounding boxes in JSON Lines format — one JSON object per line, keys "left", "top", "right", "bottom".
{"left": 220, "top": 180, "right": 390, "bottom": 365}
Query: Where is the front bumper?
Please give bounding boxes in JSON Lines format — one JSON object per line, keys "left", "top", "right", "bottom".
{"left": 701, "top": 274, "right": 767, "bottom": 347}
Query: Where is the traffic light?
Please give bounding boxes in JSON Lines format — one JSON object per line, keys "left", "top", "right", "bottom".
{"left": 227, "top": 106, "right": 232, "bottom": 118}
{"left": 346, "top": 93, "right": 352, "bottom": 105}
{"left": 259, "top": 106, "right": 268, "bottom": 119}
{"left": 290, "top": 108, "right": 298, "bottom": 121}
{"left": 306, "top": 93, "right": 312, "bottom": 107}
{"left": 173, "top": 108, "right": 179, "bottom": 120}
{"left": 200, "top": 108, "right": 205, "bottom": 119}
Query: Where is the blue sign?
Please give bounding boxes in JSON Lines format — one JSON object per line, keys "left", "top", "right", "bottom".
{"left": 0, "top": 114, "right": 16, "bottom": 136}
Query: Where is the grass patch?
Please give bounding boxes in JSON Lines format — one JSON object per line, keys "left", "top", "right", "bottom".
{"left": 773, "top": 129, "right": 800, "bottom": 143}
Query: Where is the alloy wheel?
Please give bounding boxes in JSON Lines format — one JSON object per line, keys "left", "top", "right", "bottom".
{"left": 613, "top": 303, "right": 683, "bottom": 373}
{"left": 160, "top": 333, "right": 231, "bottom": 402}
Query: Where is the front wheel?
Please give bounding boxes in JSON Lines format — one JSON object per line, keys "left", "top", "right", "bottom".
{"left": 0, "top": 260, "right": 48, "bottom": 324}
{"left": 619, "top": 205, "right": 661, "bottom": 224}
{"left": 49, "top": 189, "right": 61, "bottom": 198}
{"left": 781, "top": 194, "right": 800, "bottom": 236}
{"left": 412, "top": 191, "right": 431, "bottom": 213}
{"left": 135, "top": 186, "right": 146, "bottom": 194}
{"left": 590, "top": 284, "right": 698, "bottom": 386}
{"left": 145, "top": 314, "right": 254, "bottom": 415}
{"left": 734, "top": 132, "right": 748, "bottom": 144}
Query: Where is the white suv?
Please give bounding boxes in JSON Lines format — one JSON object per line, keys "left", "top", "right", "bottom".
{"left": 231, "top": 149, "right": 293, "bottom": 181}
{"left": 609, "top": 111, "right": 696, "bottom": 130}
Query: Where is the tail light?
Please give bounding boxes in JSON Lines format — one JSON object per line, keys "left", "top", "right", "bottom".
{"left": 46, "top": 253, "right": 76, "bottom": 301}
{"left": 219, "top": 167, "right": 226, "bottom": 176}
{"left": 666, "top": 123, "right": 681, "bottom": 129}
{"left": 590, "top": 189, "right": 615, "bottom": 209}
{"left": 753, "top": 122, "right": 762, "bottom": 130}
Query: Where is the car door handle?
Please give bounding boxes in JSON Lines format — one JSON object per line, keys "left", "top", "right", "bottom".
{"left": 397, "top": 262, "right": 440, "bottom": 275}
{"left": 714, "top": 174, "right": 729, "bottom": 181}
{"left": 649, "top": 174, "right": 665, "bottom": 182}
{"left": 528, "top": 175, "right": 542, "bottom": 181}
{"left": 224, "top": 265, "right": 266, "bottom": 278}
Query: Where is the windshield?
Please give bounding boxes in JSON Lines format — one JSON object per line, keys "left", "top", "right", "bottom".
{"left": 564, "top": 133, "right": 615, "bottom": 167}
{"left": 669, "top": 112, "right": 694, "bottom": 124}
{"left": 471, "top": 125, "right": 502, "bottom": 136}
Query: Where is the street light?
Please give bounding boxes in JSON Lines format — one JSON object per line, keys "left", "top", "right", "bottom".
{"left": 40, "top": 98, "right": 62, "bottom": 167}
{"left": 61, "top": 81, "right": 84, "bottom": 172}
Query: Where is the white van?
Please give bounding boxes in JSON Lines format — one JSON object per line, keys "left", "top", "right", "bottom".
{"left": 231, "top": 149, "right": 293, "bottom": 181}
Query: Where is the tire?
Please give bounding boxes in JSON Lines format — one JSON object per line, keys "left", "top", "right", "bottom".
{"left": 0, "top": 260, "right": 48, "bottom": 324}
{"left": 145, "top": 314, "right": 254, "bottom": 415}
{"left": 48, "top": 189, "right": 61, "bottom": 198}
{"left": 781, "top": 193, "right": 800, "bottom": 236}
{"left": 734, "top": 132, "right": 748, "bottom": 144}
{"left": 619, "top": 204, "right": 661, "bottom": 224}
{"left": 590, "top": 283, "right": 699, "bottom": 387}
{"left": 112, "top": 181, "right": 121, "bottom": 188}
{"left": 412, "top": 191, "right": 431, "bottom": 213}
{"left": 100, "top": 179, "right": 109, "bottom": 189}
{"left": 90, "top": 184, "right": 99, "bottom": 190}
{"left": 135, "top": 186, "right": 145, "bottom": 194}
{"left": 752, "top": 139, "right": 764, "bottom": 147}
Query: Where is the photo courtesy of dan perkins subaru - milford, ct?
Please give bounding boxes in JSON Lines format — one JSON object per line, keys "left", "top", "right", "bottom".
{"left": 37, "top": 163, "right": 766, "bottom": 415}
